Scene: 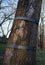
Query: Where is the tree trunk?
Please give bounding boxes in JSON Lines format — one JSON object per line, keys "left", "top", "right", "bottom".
{"left": 3, "top": 0, "right": 42, "bottom": 65}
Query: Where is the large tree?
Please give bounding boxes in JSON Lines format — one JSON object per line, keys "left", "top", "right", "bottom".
{"left": 3, "top": 0, "right": 42, "bottom": 65}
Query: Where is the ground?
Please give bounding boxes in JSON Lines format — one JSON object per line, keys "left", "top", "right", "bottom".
{"left": 36, "top": 49, "right": 45, "bottom": 65}
{"left": 0, "top": 43, "right": 45, "bottom": 65}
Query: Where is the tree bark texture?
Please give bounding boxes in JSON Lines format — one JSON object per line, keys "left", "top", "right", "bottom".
{"left": 3, "top": 0, "right": 42, "bottom": 65}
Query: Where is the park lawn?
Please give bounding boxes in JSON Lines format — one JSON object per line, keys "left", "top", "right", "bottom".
{"left": 36, "top": 49, "right": 45, "bottom": 65}
{"left": 0, "top": 43, "right": 6, "bottom": 64}
{"left": 0, "top": 44, "right": 6, "bottom": 51}
{"left": 0, "top": 43, "right": 45, "bottom": 65}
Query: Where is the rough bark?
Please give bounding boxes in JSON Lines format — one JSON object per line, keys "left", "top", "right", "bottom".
{"left": 3, "top": 0, "right": 42, "bottom": 65}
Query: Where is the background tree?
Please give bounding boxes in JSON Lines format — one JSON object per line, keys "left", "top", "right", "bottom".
{"left": 3, "top": 0, "right": 42, "bottom": 65}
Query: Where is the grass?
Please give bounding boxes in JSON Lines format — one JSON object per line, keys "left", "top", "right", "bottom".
{"left": 0, "top": 44, "right": 6, "bottom": 51}
{"left": 0, "top": 43, "right": 6, "bottom": 65}
{"left": 36, "top": 49, "right": 45, "bottom": 65}
{"left": 0, "top": 43, "right": 45, "bottom": 65}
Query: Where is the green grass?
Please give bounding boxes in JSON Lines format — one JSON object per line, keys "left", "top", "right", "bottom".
{"left": 0, "top": 44, "right": 6, "bottom": 51}
{"left": 36, "top": 49, "right": 45, "bottom": 65}
{"left": 0, "top": 43, "right": 6, "bottom": 65}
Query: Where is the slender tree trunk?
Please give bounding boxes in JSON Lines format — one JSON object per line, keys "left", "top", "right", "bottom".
{"left": 3, "top": 0, "right": 42, "bottom": 65}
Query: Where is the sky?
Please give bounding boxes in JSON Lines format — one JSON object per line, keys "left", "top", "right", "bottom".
{"left": 0, "top": 0, "right": 45, "bottom": 37}
{"left": 0, "top": 0, "right": 18, "bottom": 38}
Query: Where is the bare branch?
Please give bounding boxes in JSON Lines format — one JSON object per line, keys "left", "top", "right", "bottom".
{"left": 1, "top": 25, "right": 4, "bottom": 36}
{"left": 0, "top": 6, "right": 12, "bottom": 9}
{"left": 0, "top": 10, "right": 16, "bottom": 26}
{"left": 6, "top": 20, "right": 11, "bottom": 36}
